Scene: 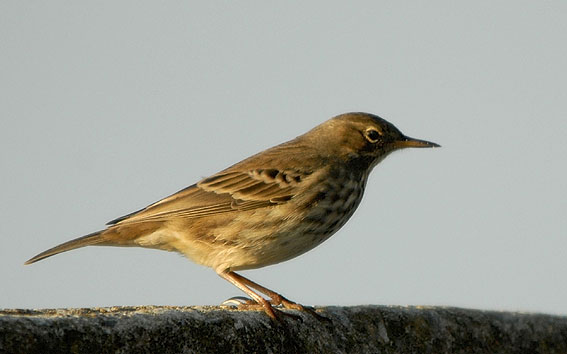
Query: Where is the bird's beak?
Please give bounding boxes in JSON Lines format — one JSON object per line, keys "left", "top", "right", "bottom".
{"left": 393, "top": 136, "right": 441, "bottom": 149}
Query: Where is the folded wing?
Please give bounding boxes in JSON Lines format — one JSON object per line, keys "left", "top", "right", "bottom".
{"left": 107, "top": 168, "right": 310, "bottom": 225}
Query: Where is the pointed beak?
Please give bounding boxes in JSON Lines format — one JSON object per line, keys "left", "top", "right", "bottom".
{"left": 393, "top": 135, "right": 441, "bottom": 149}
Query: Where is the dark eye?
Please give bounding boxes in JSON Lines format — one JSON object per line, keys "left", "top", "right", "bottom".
{"left": 365, "top": 128, "right": 381, "bottom": 143}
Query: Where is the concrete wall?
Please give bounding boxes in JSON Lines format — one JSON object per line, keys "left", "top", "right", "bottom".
{"left": 1, "top": 305, "right": 566, "bottom": 353}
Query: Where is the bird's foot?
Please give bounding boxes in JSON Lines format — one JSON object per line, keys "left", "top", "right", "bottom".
{"left": 269, "top": 294, "right": 329, "bottom": 322}
{"left": 221, "top": 296, "right": 303, "bottom": 321}
{"left": 222, "top": 294, "right": 328, "bottom": 321}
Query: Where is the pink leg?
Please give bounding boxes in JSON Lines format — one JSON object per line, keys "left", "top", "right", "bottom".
{"left": 220, "top": 271, "right": 327, "bottom": 320}
{"left": 218, "top": 270, "right": 279, "bottom": 319}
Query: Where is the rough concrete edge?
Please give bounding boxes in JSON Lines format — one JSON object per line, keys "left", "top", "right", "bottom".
{"left": 1, "top": 305, "right": 567, "bottom": 354}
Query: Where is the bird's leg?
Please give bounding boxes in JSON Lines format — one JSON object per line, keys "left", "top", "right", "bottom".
{"left": 218, "top": 270, "right": 284, "bottom": 320}
{"left": 229, "top": 271, "right": 296, "bottom": 307}
{"left": 229, "top": 271, "right": 327, "bottom": 321}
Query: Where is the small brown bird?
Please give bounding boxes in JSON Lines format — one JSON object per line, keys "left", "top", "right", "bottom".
{"left": 25, "top": 112, "right": 439, "bottom": 319}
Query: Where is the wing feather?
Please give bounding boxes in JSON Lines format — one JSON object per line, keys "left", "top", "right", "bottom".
{"left": 109, "top": 168, "right": 311, "bottom": 225}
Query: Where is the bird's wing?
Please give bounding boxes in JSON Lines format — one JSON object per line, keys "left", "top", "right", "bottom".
{"left": 107, "top": 168, "right": 310, "bottom": 225}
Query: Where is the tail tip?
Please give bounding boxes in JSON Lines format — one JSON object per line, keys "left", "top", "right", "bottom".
{"left": 24, "top": 257, "right": 38, "bottom": 265}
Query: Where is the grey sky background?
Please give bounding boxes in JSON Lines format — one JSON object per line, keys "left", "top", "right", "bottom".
{"left": 2, "top": 2, "right": 566, "bottom": 315}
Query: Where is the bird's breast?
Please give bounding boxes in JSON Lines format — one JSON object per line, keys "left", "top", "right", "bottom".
{"left": 300, "top": 173, "right": 367, "bottom": 238}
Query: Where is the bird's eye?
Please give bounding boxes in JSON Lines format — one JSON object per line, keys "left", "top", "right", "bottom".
{"left": 365, "top": 128, "right": 381, "bottom": 143}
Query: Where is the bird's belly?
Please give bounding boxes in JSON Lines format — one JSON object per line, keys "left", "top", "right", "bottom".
{"left": 185, "top": 209, "right": 341, "bottom": 272}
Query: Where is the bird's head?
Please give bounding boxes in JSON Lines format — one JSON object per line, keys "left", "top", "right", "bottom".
{"left": 305, "top": 112, "right": 440, "bottom": 169}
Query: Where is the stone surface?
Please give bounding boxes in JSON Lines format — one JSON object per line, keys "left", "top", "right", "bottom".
{"left": 1, "top": 305, "right": 566, "bottom": 353}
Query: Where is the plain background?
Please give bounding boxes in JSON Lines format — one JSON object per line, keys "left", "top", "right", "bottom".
{"left": 2, "top": 2, "right": 566, "bottom": 315}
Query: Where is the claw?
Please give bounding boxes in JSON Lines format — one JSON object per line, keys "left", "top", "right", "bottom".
{"left": 220, "top": 296, "right": 254, "bottom": 307}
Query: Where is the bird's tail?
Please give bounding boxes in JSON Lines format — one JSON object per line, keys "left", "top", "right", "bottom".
{"left": 24, "top": 230, "right": 108, "bottom": 265}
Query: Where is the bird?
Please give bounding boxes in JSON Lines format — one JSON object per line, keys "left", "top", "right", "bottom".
{"left": 25, "top": 112, "right": 439, "bottom": 320}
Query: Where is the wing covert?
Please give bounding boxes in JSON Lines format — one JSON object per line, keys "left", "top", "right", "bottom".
{"left": 108, "top": 168, "right": 310, "bottom": 225}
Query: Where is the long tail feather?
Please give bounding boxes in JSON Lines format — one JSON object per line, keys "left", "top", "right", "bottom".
{"left": 24, "top": 230, "right": 106, "bottom": 265}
